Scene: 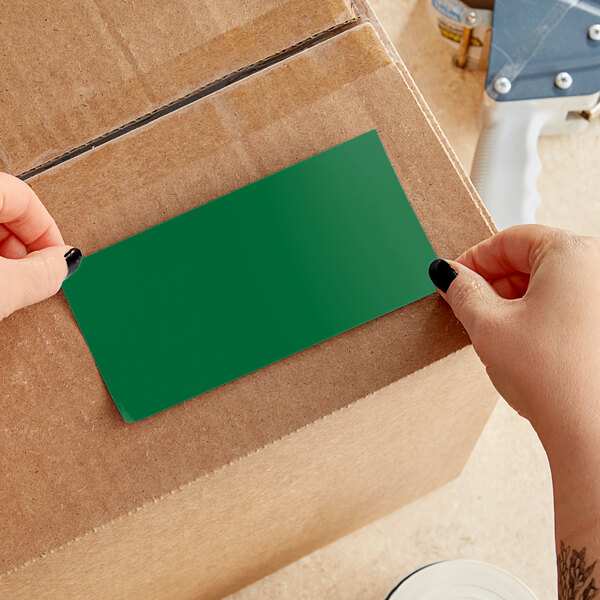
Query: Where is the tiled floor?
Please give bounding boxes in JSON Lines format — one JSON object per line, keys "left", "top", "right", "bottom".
{"left": 228, "top": 2, "right": 600, "bottom": 598}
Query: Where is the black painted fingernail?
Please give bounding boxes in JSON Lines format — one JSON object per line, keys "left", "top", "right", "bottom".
{"left": 64, "top": 248, "right": 83, "bottom": 279}
{"left": 428, "top": 258, "right": 458, "bottom": 293}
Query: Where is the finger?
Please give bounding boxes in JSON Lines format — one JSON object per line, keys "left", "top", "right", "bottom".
{"left": 429, "top": 258, "right": 506, "bottom": 339}
{"left": 0, "top": 232, "right": 28, "bottom": 259}
{"left": 0, "top": 172, "right": 64, "bottom": 250}
{"left": 456, "top": 224, "right": 563, "bottom": 281}
{"left": 0, "top": 246, "right": 81, "bottom": 320}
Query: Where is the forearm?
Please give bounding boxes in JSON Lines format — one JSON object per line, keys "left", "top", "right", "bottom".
{"left": 540, "top": 424, "right": 600, "bottom": 599}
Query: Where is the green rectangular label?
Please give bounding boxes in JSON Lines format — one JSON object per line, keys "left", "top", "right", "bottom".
{"left": 63, "top": 130, "right": 437, "bottom": 422}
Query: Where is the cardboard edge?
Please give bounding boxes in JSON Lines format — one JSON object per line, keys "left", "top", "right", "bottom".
{"left": 351, "top": 0, "right": 497, "bottom": 237}
{"left": 0, "top": 345, "right": 497, "bottom": 587}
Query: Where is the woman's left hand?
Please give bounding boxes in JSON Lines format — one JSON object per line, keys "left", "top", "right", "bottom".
{"left": 0, "top": 173, "right": 81, "bottom": 322}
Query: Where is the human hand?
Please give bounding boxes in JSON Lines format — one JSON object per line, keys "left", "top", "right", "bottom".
{"left": 0, "top": 173, "right": 81, "bottom": 322}
{"left": 428, "top": 225, "right": 600, "bottom": 448}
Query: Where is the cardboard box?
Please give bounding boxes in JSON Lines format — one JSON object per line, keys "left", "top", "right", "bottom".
{"left": 0, "top": 3, "right": 497, "bottom": 599}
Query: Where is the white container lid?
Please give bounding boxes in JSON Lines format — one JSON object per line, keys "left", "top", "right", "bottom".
{"left": 387, "top": 559, "right": 539, "bottom": 600}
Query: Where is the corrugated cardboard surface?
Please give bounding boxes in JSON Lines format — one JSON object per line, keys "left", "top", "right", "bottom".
{"left": 1, "top": 347, "right": 496, "bottom": 600}
{"left": 1, "top": 23, "right": 493, "bottom": 576}
{"left": 0, "top": 0, "right": 356, "bottom": 176}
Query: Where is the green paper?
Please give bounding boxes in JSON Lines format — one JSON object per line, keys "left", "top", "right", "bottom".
{"left": 63, "top": 130, "right": 437, "bottom": 422}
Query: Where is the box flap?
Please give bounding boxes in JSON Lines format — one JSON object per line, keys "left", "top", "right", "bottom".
{"left": 0, "top": 0, "right": 356, "bottom": 176}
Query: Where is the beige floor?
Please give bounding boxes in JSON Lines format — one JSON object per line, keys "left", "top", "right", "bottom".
{"left": 228, "top": 2, "right": 600, "bottom": 599}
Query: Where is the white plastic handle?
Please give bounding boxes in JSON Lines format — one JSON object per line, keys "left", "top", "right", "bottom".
{"left": 471, "top": 97, "right": 546, "bottom": 230}
{"left": 471, "top": 92, "right": 599, "bottom": 231}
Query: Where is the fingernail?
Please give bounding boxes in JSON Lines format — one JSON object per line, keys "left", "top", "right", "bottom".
{"left": 64, "top": 248, "right": 83, "bottom": 279}
{"left": 428, "top": 258, "right": 457, "bottom": 293}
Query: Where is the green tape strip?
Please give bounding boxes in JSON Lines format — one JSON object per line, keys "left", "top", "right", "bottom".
{"left": 63, "top": 130, "right": 437, "bottom": 422}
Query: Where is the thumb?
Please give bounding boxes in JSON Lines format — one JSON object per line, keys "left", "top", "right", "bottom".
{"left": 428, "top": 258, "right": 504, "bottom": 339}
{"left": 0, "top": 246, "right": 82, "bottom": 320}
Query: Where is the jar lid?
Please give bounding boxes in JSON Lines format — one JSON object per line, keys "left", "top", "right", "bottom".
{"left": 387, "top": 559, "right": 539, "bottom": 600}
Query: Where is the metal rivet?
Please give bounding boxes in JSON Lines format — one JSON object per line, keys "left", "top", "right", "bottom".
{"left": 493, "top": 77, "right": 512, "bottom": 94}
{"left": 465, "top": 11, "right": 477, "bottom": 25}
{"left": 589, "top": 24, "right": 600, "bottom": 41}
{"left": 555, "top": 71, "right": 573, "bottom": 89}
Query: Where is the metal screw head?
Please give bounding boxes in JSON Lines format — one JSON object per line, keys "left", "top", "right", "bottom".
{"left": 589, "top": 24, "right": 600, "bottom": 41}
{"left": 465, "top": 10, "right": 477, "bottom": 25}
{"left": 493, "top": 77, "right": 512, "bottom": 95}
{"left": 555, "top": 71, "right": 573, "bottom": 89}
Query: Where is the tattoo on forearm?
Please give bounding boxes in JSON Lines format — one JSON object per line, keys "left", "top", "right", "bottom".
{"left": 558, "top": 541, "right": 598, "bottom": 600}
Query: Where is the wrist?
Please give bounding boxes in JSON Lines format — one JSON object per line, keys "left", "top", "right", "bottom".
{"left": 526, "top": 390, "right": 600, "bottom": 458}
{"left": 538, "top": 419, "right": 600, "bottom": 522}
{"left": 536, "top": 429, "right": 600, "bottom": 478}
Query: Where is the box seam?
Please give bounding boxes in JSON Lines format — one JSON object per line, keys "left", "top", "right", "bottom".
{"left": 20, "top": 16, "right": 362, "bottom": 182}
{"left": 0, "top": 344, "right": 472, "bottom": 580}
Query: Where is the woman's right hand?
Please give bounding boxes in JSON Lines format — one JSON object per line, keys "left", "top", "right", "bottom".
{"left": 429, "top": 224, "right": 600, "bottom": 596}
{"left": 429, "top": 224, "right": 600, "bottom": 450}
